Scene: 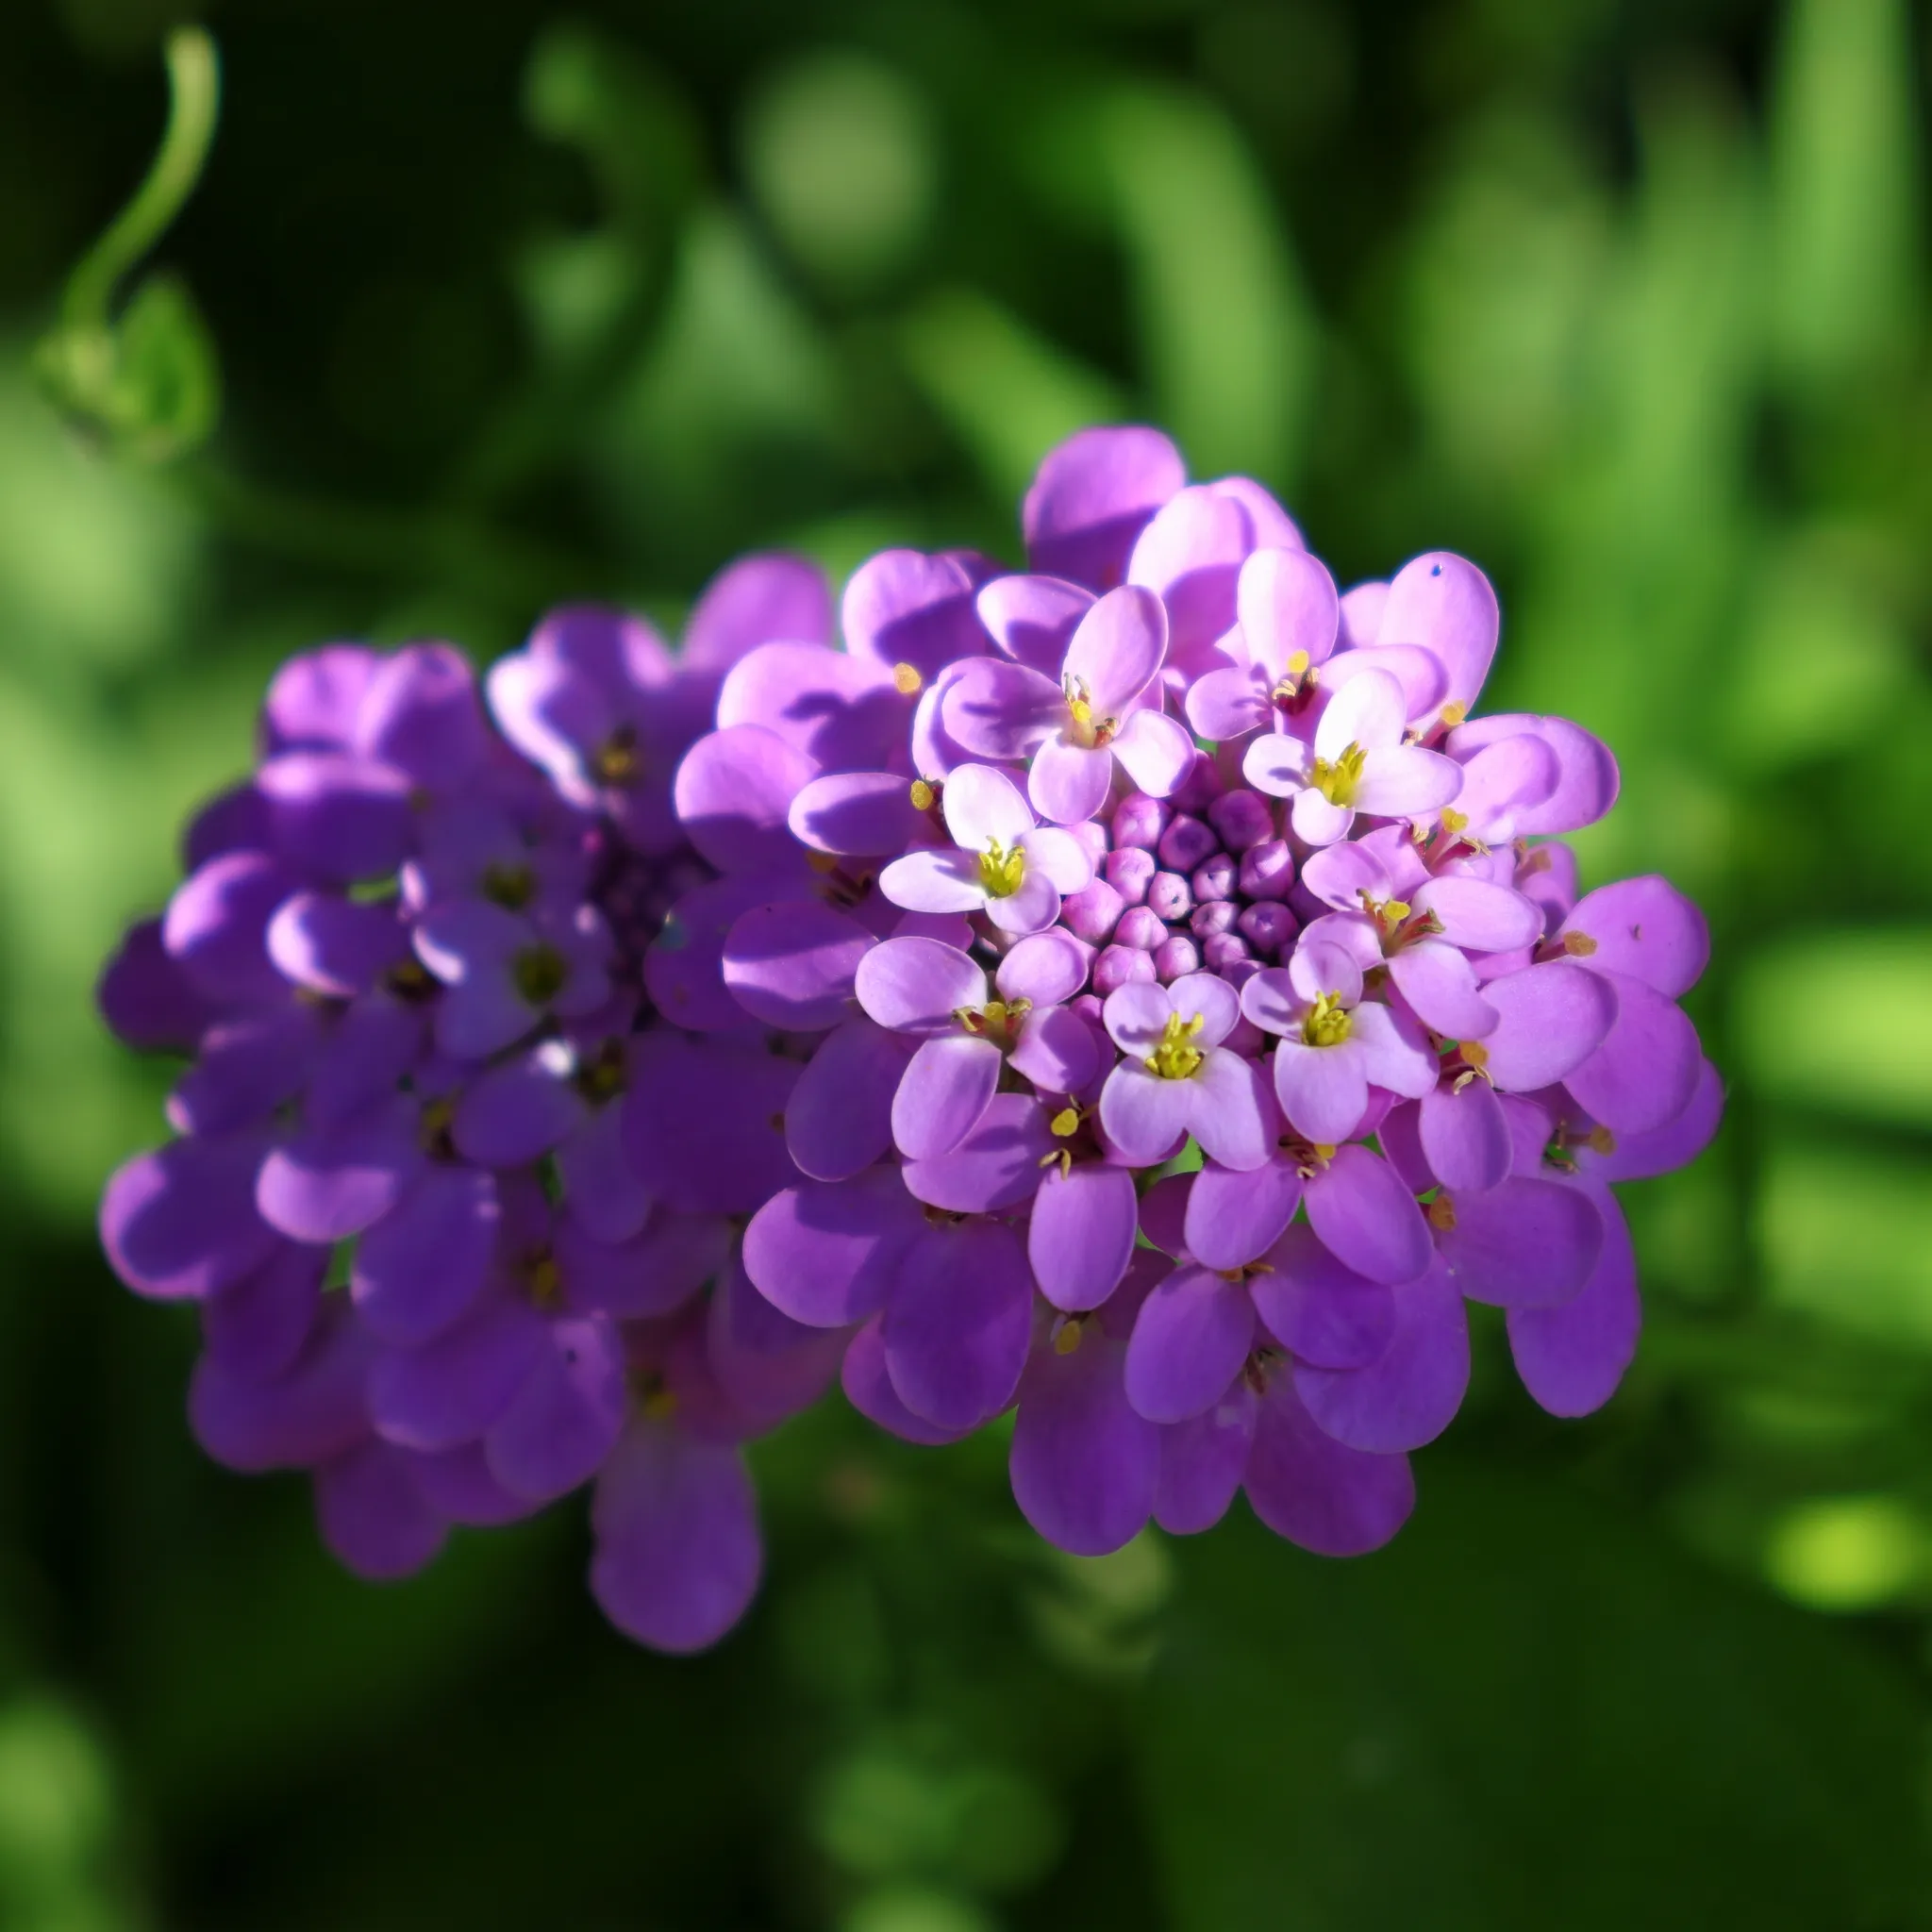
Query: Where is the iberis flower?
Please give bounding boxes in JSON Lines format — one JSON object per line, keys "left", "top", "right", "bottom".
{"left": 98, "top": 425, "right": 1722, "bottom": 1645}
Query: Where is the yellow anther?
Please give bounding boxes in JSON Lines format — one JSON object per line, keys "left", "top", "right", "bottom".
{"left": 1049, "top": 1106, "right": 1081, "bottom": 1138}
{"left": 807, "top": 850, "right": 840, "bottom": 874}
{"left": 1563, "top": 930, "right": 1599, "bottom": 958}
{"left": 978, "top": 838, "right": 1025, "bottom": 899}
{"left": 1427, "top": 1194, "right": 1457, "bottom": 1231}
{"left": 1439, "top": 702, "right": 1467, "bottom": 730}
{"left": 1301, "top": 991, "right": 1353, "bottom": 1049}
{"left": 1310, "top": 741, "right": 1367, "bottom": 808}
{"left": 892, "top": 661, "right": 924, "bottom": 695}
{"left": 525, "top": 1252, "right": 562, "bottom": 1307}
{"left": 641, "top": 1385, "right": 678, "bottom": 1421}
{"left": 1383, "top": 898, "right": 1411, "bottom": 924}
{"left": 1286, "top": 649, "right": 1310, "bottom": 677}
{"left": 1144, "top": 1010, "right": 1207, "bottom": 1081}
{"left": 1440, "top": 808, "right": 1468, "bottom": 836}
{"left": 1585, "top": 1124, "right": 1617, "bottom": 1156}
{"left": 1459, "top": 1040, "right": 1490, "bottom": 1072}
{"left": 1311, "top": 1142, "right": 1336, "bottom": 1160}
{"left": 1053, "top": 1318, "right": 1084, "bottom": 1357}
{"left": 592, "top": 727, "right": 641, "bottom": 785}
{"left": 909, "top": 778, "right": 936, "bottom": 811}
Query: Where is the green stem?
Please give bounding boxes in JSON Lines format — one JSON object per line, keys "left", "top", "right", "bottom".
{"left": 62, "top": 26, "right": 222, "bottom": 333}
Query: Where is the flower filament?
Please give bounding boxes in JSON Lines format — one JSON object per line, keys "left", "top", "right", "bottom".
{"left": 1062, "top": 675, "right": 1118, "bottom": 749}
{"left": 1301, "top": 991, "right": 1353, "bottom": 1048}
{"left": 978, "top": 838, "right": 1025, "bottom": 899}
{"left": 1310, "top": 740, "right": 1367, "bottom": 808}
{"left": 1144, "top": 1010, "right": 1207, "bottom": 1081}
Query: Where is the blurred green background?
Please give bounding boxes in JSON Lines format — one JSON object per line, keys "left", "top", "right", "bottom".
{"left": 3, "top": 0, "right": 1930, "bottom": 1924}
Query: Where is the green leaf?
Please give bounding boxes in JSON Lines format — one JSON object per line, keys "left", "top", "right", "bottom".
{"left": 1735, "top": 929, "right": 1932, "bottom": 1127}
{"left": 1137, "top": 1458, "right": 1926, "bottom": 1930}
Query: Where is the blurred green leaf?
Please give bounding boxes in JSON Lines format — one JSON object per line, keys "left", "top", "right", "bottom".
{"left": 1757, "top": 1137, "right": 1932, "bottom": 1346}
{"left": 1138, "top": 1463, "right": 1927, "bottom": 1931}
{"left": 1080, "top": 84, "right": 1315, "bottom": 486}
{"left": 1768, "top": 0, "right": 1922, "bottom": 390}
{"left": 898, "top": 289, "right": 1124, "bottom": 508}
{"left": 1736, "top": 930, "right": 1932, "bottom": 1126}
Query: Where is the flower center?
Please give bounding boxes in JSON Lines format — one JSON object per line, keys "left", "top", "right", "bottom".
{"left": 1269, "top": 649, "right": 1313, "bottom": 707}
{"left": 482, "top": 859, "right": 536, "bottom": 909}
{"left": 513, "top": 941, "right": 569, "bottom": 1005}
{"left": 957, "top": 997, "right": 1031, "bottom": 1048}
{"left": 523, "top": 1248, "right": 563, "bottom": 1307}
{"left": 591, "top": 724, "right": 640, "bottom": 786}
{"left": 1301, "top": 991, "right": 1353, "bottom": 1048}
{"left": 1062, "top": 675, "right": 1117, "bottom": 749}
{"left": 1145, "top": 1010, "right": 1207, "bottom": 1080}
{"left": 1310, "top": 741, "right": 1367, "bottom": 808}
{"left": 979, "top": 838, "right": 1025, "bottom": 899}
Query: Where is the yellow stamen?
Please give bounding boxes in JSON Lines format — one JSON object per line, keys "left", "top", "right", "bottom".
{"left": 1440, "top": 808, "right": 1468, "bottom": 837}
{"left": 525, "top": 1252, "right": 562, "bottom": 1307}
{"left": 1585, "top": 1124, "right": 1617, "bottom": 1156}
{"left": 1310, "top": 741, "right": 1367, "bottom": 808}
{"left": 1563, "top": 931, "right": 1598, "bottom": 958}
{"left": 892, "top": 661, "right": 924, "bottom": 695}
{"left": 1301, "top": 991, "right": 1353, "bottom": 1049}
{"left": 978, "top": 838, "right": 1025, "bottom": 899}
{"left": 1459, "top": 1040, "right": 1490, "bottom": 1072}
{"left": 909, "top": 778, "right": 936, "bottom": 811}
{"left": 1427, "top": 1194, "right": 1457, "bottom": 1231}
{"left": 1053, "top": 1318, "right": 1084, "bottom": 1357}
{"left": 1144, "top": 1010, "right": 1207, "bottom": 1081}
{"left": 1439, "top": 701, "right": 1467, "bottom": 730}
{"left": 1049, "top": 1106, "right": 1081, "bottom": 1138}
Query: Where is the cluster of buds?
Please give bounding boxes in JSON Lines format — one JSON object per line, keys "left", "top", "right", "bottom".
{"left": 99, "top": 426, "right": 1720, "bottom": 1645}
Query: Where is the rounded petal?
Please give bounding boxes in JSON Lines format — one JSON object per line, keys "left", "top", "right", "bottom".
{"left": 1349, "top": 744, "right": 1463, "bottom": 816}
{"left": 1386, "top": 939, "right": 1499, "bottom": 1041}
{"left": 350, "top": 1165, "right": 499, "bottom": 1344}
{"left": 101, "top": 1132, "right": 278, "bottom": 1300}
{"left": 1578, "top": 1057, "right": 1724, "bottom": 1181}
{"left": 892, "top": 1032, "right": 1003, "bottom": 1160}
{"left": 1185, "top": 666, "right": 1271, "bottom": 743}
{"left": 1437, "top": 1175, "right": 1604, "bottom": 1307}
{"left": 1244, "top": 1379, "right": 1414, "bottom": 1557}
{"left": 1064, "top": 583, "right": 1168, "bottom": 714}
{"left": 1097, "top": 1062, "right": 1191, "bottom": 1166}
{"left": 855, "top": 935, "right": 988, "bottom": 1033}
{"left": 789, "top": 771, "right": 923, "bottom": 858}
{"left": 1294, "top": 1259, "right": 1468, "bottom": 1453}
{"left": 1410, "top": 877, "right": 1543, "bottom": 954}
{"left": 977, "top": 573, "right": 1093, "bottom": 674}
{"left": 1560, "top": 970, "right": 1701, "bottom": 1135}
{"left": 1241, "top": 730, "right": 1312, "bottom": 798}
{"left": 1377, "top": 552, "right": 1499, "bottom": 719}
{"left": 1238, "top": 546, "right": 1339, "bottom": 681}
{"left": 683, "top": 551, "right": 832, "bottom": 671}
{"left": 622, "top": 1034, "right": 800, "bottom": 1216}
{"left": 590, "top": 1424, "right": 762, "bottom": 1653}
{"left": 163, "top": 851, "right": 301, "bottom": 1006}
{"left": 487, "top": 1316, "right": 627, "bottom": 1502}
{"left": 1418, "top": 1077, "right": 1511, "bottom": 1193}
{"left": 674, "top": 724, "right": 819, "bottom": 875}
{"left": 901, "top": 1091, "right": 1053, "bottom": 1212}
{"left": 716, "top": 641, "right": 903, "bottom": 771}
{"left": 367, "top": 1293, "right": 545, "bottom": 1452}
{"left": 1010, "top": 1331, "right": 1159, "bottom": 1556}
{"left": 996, "top": 929, "right": 1091, "bottom": 1008}
{"left": 190, "top": 1307, "right": 371, "bottom": 1471}
{"left": 1008, "top": 1005, "right": 1103, "bottom": 1095}
{"left": 1250, "top": 1224, "right": 1395, "bottom": 1369}
{"left": 454, "top": 1056, "right": 584, "bottom": 1168}
{"left": 944, "top": 656, "right": 1064, "bottom": 760}
{"left": 786, "top": 1016, "right": 908, "bottom": 1181}
{"left": 1560, "top": 874, "right": 1708, "bottom": 997}
{"left": 201, "top": 1242, "right": 325, "bottom": 1382}
{"left": 1314, "top": 666, "right": 1407, "bottom": 758}
{"left": 841, "top": 1315, "right": 972, "bottom": 1445}
{"left": 256, "top": 1098, "right": 420, "bottom": 1243}
{"left": 1030, "top": 1161, "right": 1139, "bottom": 1312}
{"left": 723, "top": 899, "right": 872, "bottom": 1032}
{"left": 743, "top": 1166, "right": 925, "bottom": 1327}
{"left": 1124, "top": 1266, "right": 1255, "bottom": 1424}
{"left": 878, "top": 846, "right": 985, "bottom": 916}
{"left": 1305, "top": 1144, "right": 1432, "bottom": 1285}
{"left": 1479, "top": 960, "right": 1618, "bottom": 1091}
{"left": 1154, "top": 1383, "right": 1258, "bottom": 1534}
{"left": 1346, "top": 1000, "right": 1440, "bottom": 1099}
{"left": 1028, "top": 733, "right": 1114, "bottom": 825}
{"left": 841, "top": 548, "right": 982, "bottom": 680}
{"left": 1184, "top": 1158, "right": 1304, "bottom": 1273}
{"left": 1507, "top": 1180, "right": 1639, "bottom": 1415}
{"left": 1024, "top": 425, "right": 1186, "bottom": 587}
{"left": 1272, "top": 1039, "right": 1369, "bottom": 1144}
{"left": 315, "top": 1441, "right": 448, "bottom": 1580}
{"left": 882, "top": 1218, "right": 1033, "bottom": 1428}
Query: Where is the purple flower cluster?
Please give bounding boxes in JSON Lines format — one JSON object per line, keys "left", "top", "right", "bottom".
{"left": 98, "top": 558, "right": 842, "bottom": 1651}
{"left": 98, "top": 424, "right": 1721, "bottom": 1647}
